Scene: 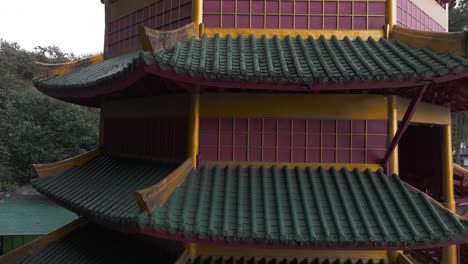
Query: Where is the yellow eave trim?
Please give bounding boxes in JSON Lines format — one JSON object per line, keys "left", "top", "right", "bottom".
{"left": 204, "top": 27, "right": 385, "bottom": 39}
{"left": 33, "top": 148, "right": 101, "bottom": 178}
{"left": 135, "top": 158, "right": 193, "bottom": 212}
{"left": 202, "top": 161, "right": 382, "bottom": 171}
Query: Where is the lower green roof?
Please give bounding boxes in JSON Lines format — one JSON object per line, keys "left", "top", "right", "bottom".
{"left": 19, "top": 223, "right": 179, "bottom": 264}
{"left": 151, "top": 165, "right": 468, "bottom": 247}
{"left": 0, "top": 194, "right": 77, "bottom": 235}
{"left": 31, "top": 155, "right": 468, "bottom": 248}
{"left": 31, "top": 155, "right": 176, "bottom": 227}
{"left": 190, "top": 256, "right": 388, "bottom": 264}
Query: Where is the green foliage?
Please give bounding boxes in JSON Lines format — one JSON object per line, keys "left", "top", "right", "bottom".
{"left": 0, "top": 39, "right": 99, "bottom": 184}
{"left": 449, "top": 0, "right": 468, "bottom": 31}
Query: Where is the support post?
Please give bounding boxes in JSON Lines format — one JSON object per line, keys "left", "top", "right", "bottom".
{"left": 186, "top": 243, "right": 198, "bottom": 260}
{"left": 188, "top": 89, "right": 200, "bottom": 167}
{"left": 386, "top": 0, "right": 397, "bottom": 30}
{"left": 387, "top": 95, "right": 401, "bottom": 263}
{"left": 99, "top": 106, "right": 105, "bottom": 147}
{"left": 442, "top": 124, "right": 456, "bottom": 264}
{"left": 387, "top": 95, "right": 399, "bottom": 175}
{"left": 192, "top": 0, "right": 203, "bottom": 33}
{"left": 382, "top": 85, "right": 427, "bottom": 167}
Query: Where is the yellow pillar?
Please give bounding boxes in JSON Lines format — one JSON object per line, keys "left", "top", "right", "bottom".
{"left": 99, "top": 108, "right": 104, "bottom": 147}
{"left": 387, "top": 96, "right": 399, "bottom": 174}
{"left": 387, "top": 96, "right": 401, "bottom": 263}
{"left": 185, "top": 243, "right": 198, "bottom": 260}
{"left": 188, "top": 91, "right": 200, "bottom": 167}
{"left": 192, "top": 0, "right": 203, "bottom": 30}
{"left": 442, "top": 124, "right": 456, "bottom": 264}
{"left": 387, "top": 0, "right": 397, "bottom": 29}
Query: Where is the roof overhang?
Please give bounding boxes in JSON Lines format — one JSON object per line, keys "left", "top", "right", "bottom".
{"left": 32, "top": 25, "right": 468, "bottom": 111}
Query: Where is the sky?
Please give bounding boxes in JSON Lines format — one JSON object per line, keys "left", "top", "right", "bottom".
{"left": 0, "top": 0, "right": 104, "bottom": 55}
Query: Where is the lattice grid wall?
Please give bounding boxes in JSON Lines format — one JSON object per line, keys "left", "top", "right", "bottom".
{"left": 203, "top": 0, "right": 386, "bottom": 29}
{"left": 104, "top": 117, "right": 188, "bottom": 161}
{"left": 199, "top": 118, "right": 388, "bottom": 164}
{"left": 106, "top": 0, "right": 192, "bottom": 57}
{"left": 396, "top": 0, "right": 445, "bottom": 32}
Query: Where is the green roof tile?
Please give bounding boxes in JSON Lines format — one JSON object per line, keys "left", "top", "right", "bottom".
{"left": 151, "top": 165, "right": 468, "bottom": 247}
{"left": 19, "top": 224, "right": 179, "bottom": 264}
{"left": 32, "top": 35, "right": 468, "bottom": 96}
{"left": 31, "top": 155, "right": 176, "bottom": 227}
{"left": 155, "top": 34, "right": 468, "bottom": 83}
{"left": 0, "top": 195, "right": 77, "bottom": 235}
{"left": 189, "top": 256, "right": 389, "bottom": 264}
{"left": 33, "top": 51, "right": 154, "bottom": 92}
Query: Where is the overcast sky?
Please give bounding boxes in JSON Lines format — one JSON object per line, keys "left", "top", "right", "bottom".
{"left": 0, "top": 0, "right": 104, "bottom": 55}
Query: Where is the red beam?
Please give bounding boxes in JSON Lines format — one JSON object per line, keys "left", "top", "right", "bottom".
{"left": 382, "top": 85, "right": 428, "bottom": 167}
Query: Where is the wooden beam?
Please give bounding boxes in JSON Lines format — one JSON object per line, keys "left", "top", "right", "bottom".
{"left": 390, "top": 25, "right": 467, "bottom": 58}
{"left": 397, "top": 252, "right": 415, "bottom": 264}
{"left": 33, "top": 148, "right": 101, "bottom": 178}
{"left": 175, "top": 249, "right": 191, "bottom": 264}
{"left": 135, "top": 158, "right": 193, "bottom": 213}
{"left": 36, "top": 54, "right": 103, "bottom": 77}
{"left": 381, "top": 85, "right": 428, "bottom": 167}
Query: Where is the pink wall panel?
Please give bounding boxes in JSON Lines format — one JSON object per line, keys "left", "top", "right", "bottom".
{"left": 199, "top": 118, "right": 387, "bottom": 164}
{"left": 203, "top": 0, "right": 386, "bottom": 30}
{"left": 106, "top": 0, "right": 192, "bottom": 58}
{"left": 104, "top": 117, "right": 188, "bottom": 161}
{"left": 396, "top": 0, "right": 445, "bottom": 32}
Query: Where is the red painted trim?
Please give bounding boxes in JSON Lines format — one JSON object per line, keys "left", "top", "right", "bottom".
{"left": 456, "top": 197, "right": 468, "bottom": 205}
{"left": 382, "top": 85, "right": 428, "bottom": 166}
{"left": 146, "top": 65, "right": 468, "bottom": 92}
{"left": 145, "top": 65, "right": 434, "bottom": 92}
{"left": 98, "top": 222, "right": 468, "bottom": 251}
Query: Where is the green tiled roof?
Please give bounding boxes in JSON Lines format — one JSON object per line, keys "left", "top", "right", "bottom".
{"left": 32, "top": 35, "right": 468, "bottom": 96}
{"left": 155, "top": 34, "right": 468, "bottom": 83}
{"left": 19, "top": 224, "right": 179, "bottom": 264}
{"left": 32, "top": 51, "right": 154, "bottom": 92}
{"left": 189, "top": 257, "right": 388, "bottom": 264}
{"left": 31, "top": 155, "right": 176, "bottom": 227}
{"left": 0, "top": 195, "right": 77, "bottom": 235}
{"left": 151, "top": 165, "right": 468, "bottom": 247}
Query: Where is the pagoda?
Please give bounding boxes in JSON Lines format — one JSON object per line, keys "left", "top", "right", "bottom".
{"left": 2, "top": 0, "right": 468, "bottom": 263}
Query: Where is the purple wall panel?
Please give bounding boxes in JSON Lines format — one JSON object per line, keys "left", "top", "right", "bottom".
{"left": 203, "top": 0, "right": 386, "bottom": 30}
{"left": 104, "top": 117, "right": 188, "bottom": 161}
{"left": 106, "top": 0, "right": 192, "bottom": 58}
{"left": 199, "top": 118, "right": 388, "bottom": 164}
{"left": 396, "top": 0, "right": 446, "bottom": 32}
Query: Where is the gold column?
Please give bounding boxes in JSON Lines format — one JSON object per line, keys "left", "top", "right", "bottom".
{"left": 388, "top": 96, "right": 399, "bottom": 174}
{"left": 442, "top": 124, "right": 456, "bottom": 264}
{"left": 188, "top": 91, "right": 200, "bottom": 167}
{"left": 192, "top": 0, "right": 203, "bottom": 29}
{"left": 185, "top": 243, "right": 198, "bottom": 260}
{"left": 99, "top": 108, "right": 105, "bottom": 147}
{"left": 387, "top": 0, "right": 397, "bottom": 29}
{"left": 387, "top": 96, "right": 401, "bottom": 263}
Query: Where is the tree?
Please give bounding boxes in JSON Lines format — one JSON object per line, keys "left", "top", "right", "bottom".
{"left": 449, "top": 0, "right": 468, "bottom": 32}
{"left": 449, "top": 1, "right": 468, "bottom": 163}
{"left": 0, "top": 39, "right": 99, "bottom": 184}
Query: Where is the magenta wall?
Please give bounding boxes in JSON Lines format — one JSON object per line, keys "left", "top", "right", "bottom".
{"left": 103, "top": 117, "right": 188, "bottom": 161}
{"left": 396, "top": 0, "right": 445, "bottom": 31}
{"left": 199, "top": 118, "right": 387, "bottom": 164}
{"left": 203, "top": 0, "right": 386, "bottom": 30}
{"left": 106, "top": 0, "right": 192, "bottom": 58}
